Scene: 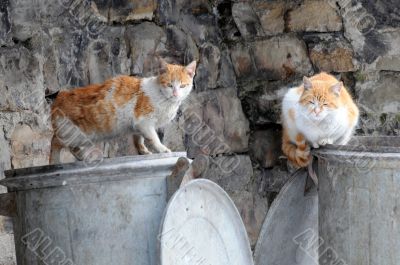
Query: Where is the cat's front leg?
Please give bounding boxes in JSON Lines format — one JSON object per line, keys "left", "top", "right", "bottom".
{"left": 137, "top": 125, "right": 171, "bottom": 153}
{"left": 133, "top": 134, "right": 152, "bottom": 155}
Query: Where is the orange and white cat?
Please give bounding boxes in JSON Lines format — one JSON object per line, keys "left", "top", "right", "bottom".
{"left": 49, "top": 59, "right": 197, "bottom": 164}
{"left": 281, "top": 72, "right": 359, "bottom": 168}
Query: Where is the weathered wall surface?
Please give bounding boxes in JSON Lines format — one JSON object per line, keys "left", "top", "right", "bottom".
{"left": 0, "top": 0, "right": 399, "bottom": 262}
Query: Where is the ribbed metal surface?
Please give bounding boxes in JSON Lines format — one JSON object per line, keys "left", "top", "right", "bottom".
{"left": 314, "top": 137, "right": 400, "bottom": 265}
{"left": 0, "top": 153, "right": 186, "bottom": 265}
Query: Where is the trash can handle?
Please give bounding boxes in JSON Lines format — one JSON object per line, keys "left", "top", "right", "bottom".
{"left": 0, "top": 192, "right": 16, "bottom": 217}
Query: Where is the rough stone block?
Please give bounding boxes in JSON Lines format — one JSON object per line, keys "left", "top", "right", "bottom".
{"left": 194, "top": 43, "right": 221, "bottom": 91}
{"left": 240, "top": 80, "right": 296, "bottom": 125}
{"left": 10, "top": 124, "right": 51, "bottom": 169}
{"left": 230, "top": 43, "right": 256, "bottom": 79}
{"left": 230, "top": 191, "right": 268, "bottom": 248}
{"left": 308, "top": 35, "right": 356, "bottom": 72}
{"left": 0, "top": 47, "right": 44, "bottom": 113}
{"left": 202, "top": 155, "right": 253, "bottom": 192}
{"left": 92, "top": 0, "right": 157, "bottom": 22}
{"left": 287, "top": 0, "right": 342, "bottom": 32}
{"left": 357, "top": 71, "right": 400, "bottom": 114}
{"left": 182, "top": 87, "right": 250, "bottom": 158}
{"left": 249, "top": 128, "right": 282, "bottom": 168}
{"left": 253, "top": 1, "right": 285, "bottom": 35}
{"left": 374, "top": 29, "right": 400, "bottom": 71}
{"left": 0, "top": 233, "right": 16, "bottom": 265}
{"left": 232, "top": 2, "right": 264, "bottom": 39}
{"left": 252, "top": 36, "right": 313, "bottom": 80}
{"left": 125, "top": 22, "right": 166, "bottom": 75}
{"left": 200, "top": 155, "right": 268, "bottom": 248}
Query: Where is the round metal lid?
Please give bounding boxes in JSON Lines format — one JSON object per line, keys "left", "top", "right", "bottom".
{"left": 159, "top": 179, "right": 254, "bottom": 265}
{"left": 254, "top": 170, "right": 318, "bottom": 265}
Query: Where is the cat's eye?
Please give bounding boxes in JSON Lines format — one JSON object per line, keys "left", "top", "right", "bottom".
{"left": 167, "top": 83, "right": 173, "bottom": 88}
{"left": 180, "top": 84, "right": 186, "bottom": 88}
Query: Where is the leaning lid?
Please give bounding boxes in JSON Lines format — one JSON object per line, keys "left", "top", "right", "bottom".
{"left": 254, "top": 170, "right": 318, "bottom": 265}
{"left": 159, "top": 179, "right": 254, "bottom": 265}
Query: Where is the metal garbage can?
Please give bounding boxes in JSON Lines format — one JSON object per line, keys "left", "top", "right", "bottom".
{"left": 314, "top": 137, "right": 400, "bottom": 265}
{"left": 0, "top": 152, "right": 186, "bottom": 265}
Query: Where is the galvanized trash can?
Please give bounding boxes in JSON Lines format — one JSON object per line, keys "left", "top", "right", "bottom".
{"left": 314, "top": 137, "right": 400, "bottom": 265}
{"left": 0, "top": 152, "right": 186, "bottom": 265}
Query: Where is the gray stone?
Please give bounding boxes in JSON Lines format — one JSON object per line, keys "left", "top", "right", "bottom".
{"left": 48, "top": 26, "right": 90, "bottom": 88}
{"left": 287, "top": 0, "right": 342, "bottom": 32}
{"left": 252, "top": 35, "right": 313, "bottom": 80}
{"left": 201, "top": 155, "right": 253, "bottom": 192}
{"left": 253, "top": 1, "right": 286, "bottom": 35}
{"left": 240, "top": 80, "right": 293, "bottom": 125}
{"left": 230, "top": 43, "right": 256, "bottom": 79}
{"left": 125, "top": 22, "right": 166, "bottom": 76}
{"left": 9, "top": 0, "right": 39, "bottom": 41}
{"left": 200, "top": 155, "right": 268, "bottom": 247}
{"left": 232, "top": 2, "right": 264, "bottom": 39}
{"left": 87, "top": 27, "right": 131, "bottom": 83}
{"left": 164, "top": 25, "right": 199, "bottom": 64}
{"left": 374, "top": 29, "right": 400, "bottom": 71}
{"left": 194, "top": 43, "right": 221, "bottom": 91}
{"left": 182, "top": 87, "right": 250, "bottom": 158}
{"left": 218, "top": 49, "right": 237, "bottom": 88}
{"left": 0, "top": 0, "right": 12, "bottom": 46}
{"left": 307, "top": 35, "right": 356, "bottom": 72}
{"left": 178, "top": 13, "right": 220, "bottom": 46}
{"left": 0, "top": 47, "right": 44, "bottom": 113}
{"left": 0, "top": 234, "right": 16, "bottom": 265}
{"left": 249, "top": 129, "right": 282, "bottom": 168}
{"left": 230, "top": 190, "right": 268, "bottom": 248}
{"left": 340, "top": 1, "right": 389, "bottom": 65}
{"left": 10, "top": 124, "right": 51, "bottom": 168}
{"left": 92, "top": 0, "right": 156, "bottom": 23}
{"left": 0, "top": 124, "right": 17, "bottom": 265}
{"left": 357, "top": 71, "right": 400, "bottom": 114}
{"left": 255, "top": 165, "right": 292, "bottom": 194}
{"left": 358, "top": 112, "right": 400, "bottom": 136}
{"left": 162, "top": 114, "right": 186, "bottom": 152}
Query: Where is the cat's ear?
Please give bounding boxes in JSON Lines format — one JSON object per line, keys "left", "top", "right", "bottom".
{"left": 330, "top": 82, "right": 343, "bottom": 96}
{"left": 303, "top": 76, "right": 312, "bottom": 90}
{"left": 186, "top": 61, "right": 197, "bottom": 78}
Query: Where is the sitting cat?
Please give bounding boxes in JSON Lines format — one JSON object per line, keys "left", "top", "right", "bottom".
{"left": 49, "top": 59, "right": 197, "bottom": 164}
{"left": 281, "top": 72, "right": 359, "bottom": 168}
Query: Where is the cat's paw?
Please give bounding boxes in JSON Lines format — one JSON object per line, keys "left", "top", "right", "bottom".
{"left": 138, "top": 149, "right": 153, "bottom": 155}
{"left": 157, "top": 145, "right": 172, "bottom": 153}
{"left": 318, "top": 138, "right": 333, "bottom": 146}
{"left": 163, "top": 148, "right": 172, "bottom": 153}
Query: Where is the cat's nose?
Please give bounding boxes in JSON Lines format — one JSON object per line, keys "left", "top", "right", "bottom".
{"left": 314, "top": 107, "right": 321, "bottom": 115}
{"left": 173, "top": 89, "right": 179, "bottom": 97}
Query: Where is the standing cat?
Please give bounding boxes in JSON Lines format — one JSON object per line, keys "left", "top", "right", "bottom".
{"left": 49, "top": 59, "right": 197, "bottom": 164}
{"left": 281, "top": 72, "right": 359, "bottom": 168}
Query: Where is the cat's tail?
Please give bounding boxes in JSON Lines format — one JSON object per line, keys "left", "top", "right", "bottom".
{"left": 282, "top": 128, "right": 311, "bottom": 168}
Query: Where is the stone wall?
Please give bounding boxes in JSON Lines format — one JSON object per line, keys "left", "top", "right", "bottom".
{"left": 0, "top": 0, "right": 399, "bottom": 262}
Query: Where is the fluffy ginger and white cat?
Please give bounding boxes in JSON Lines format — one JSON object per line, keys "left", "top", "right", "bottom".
{"left": 281, "top": 72, "right": 359, "bottom": 168}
